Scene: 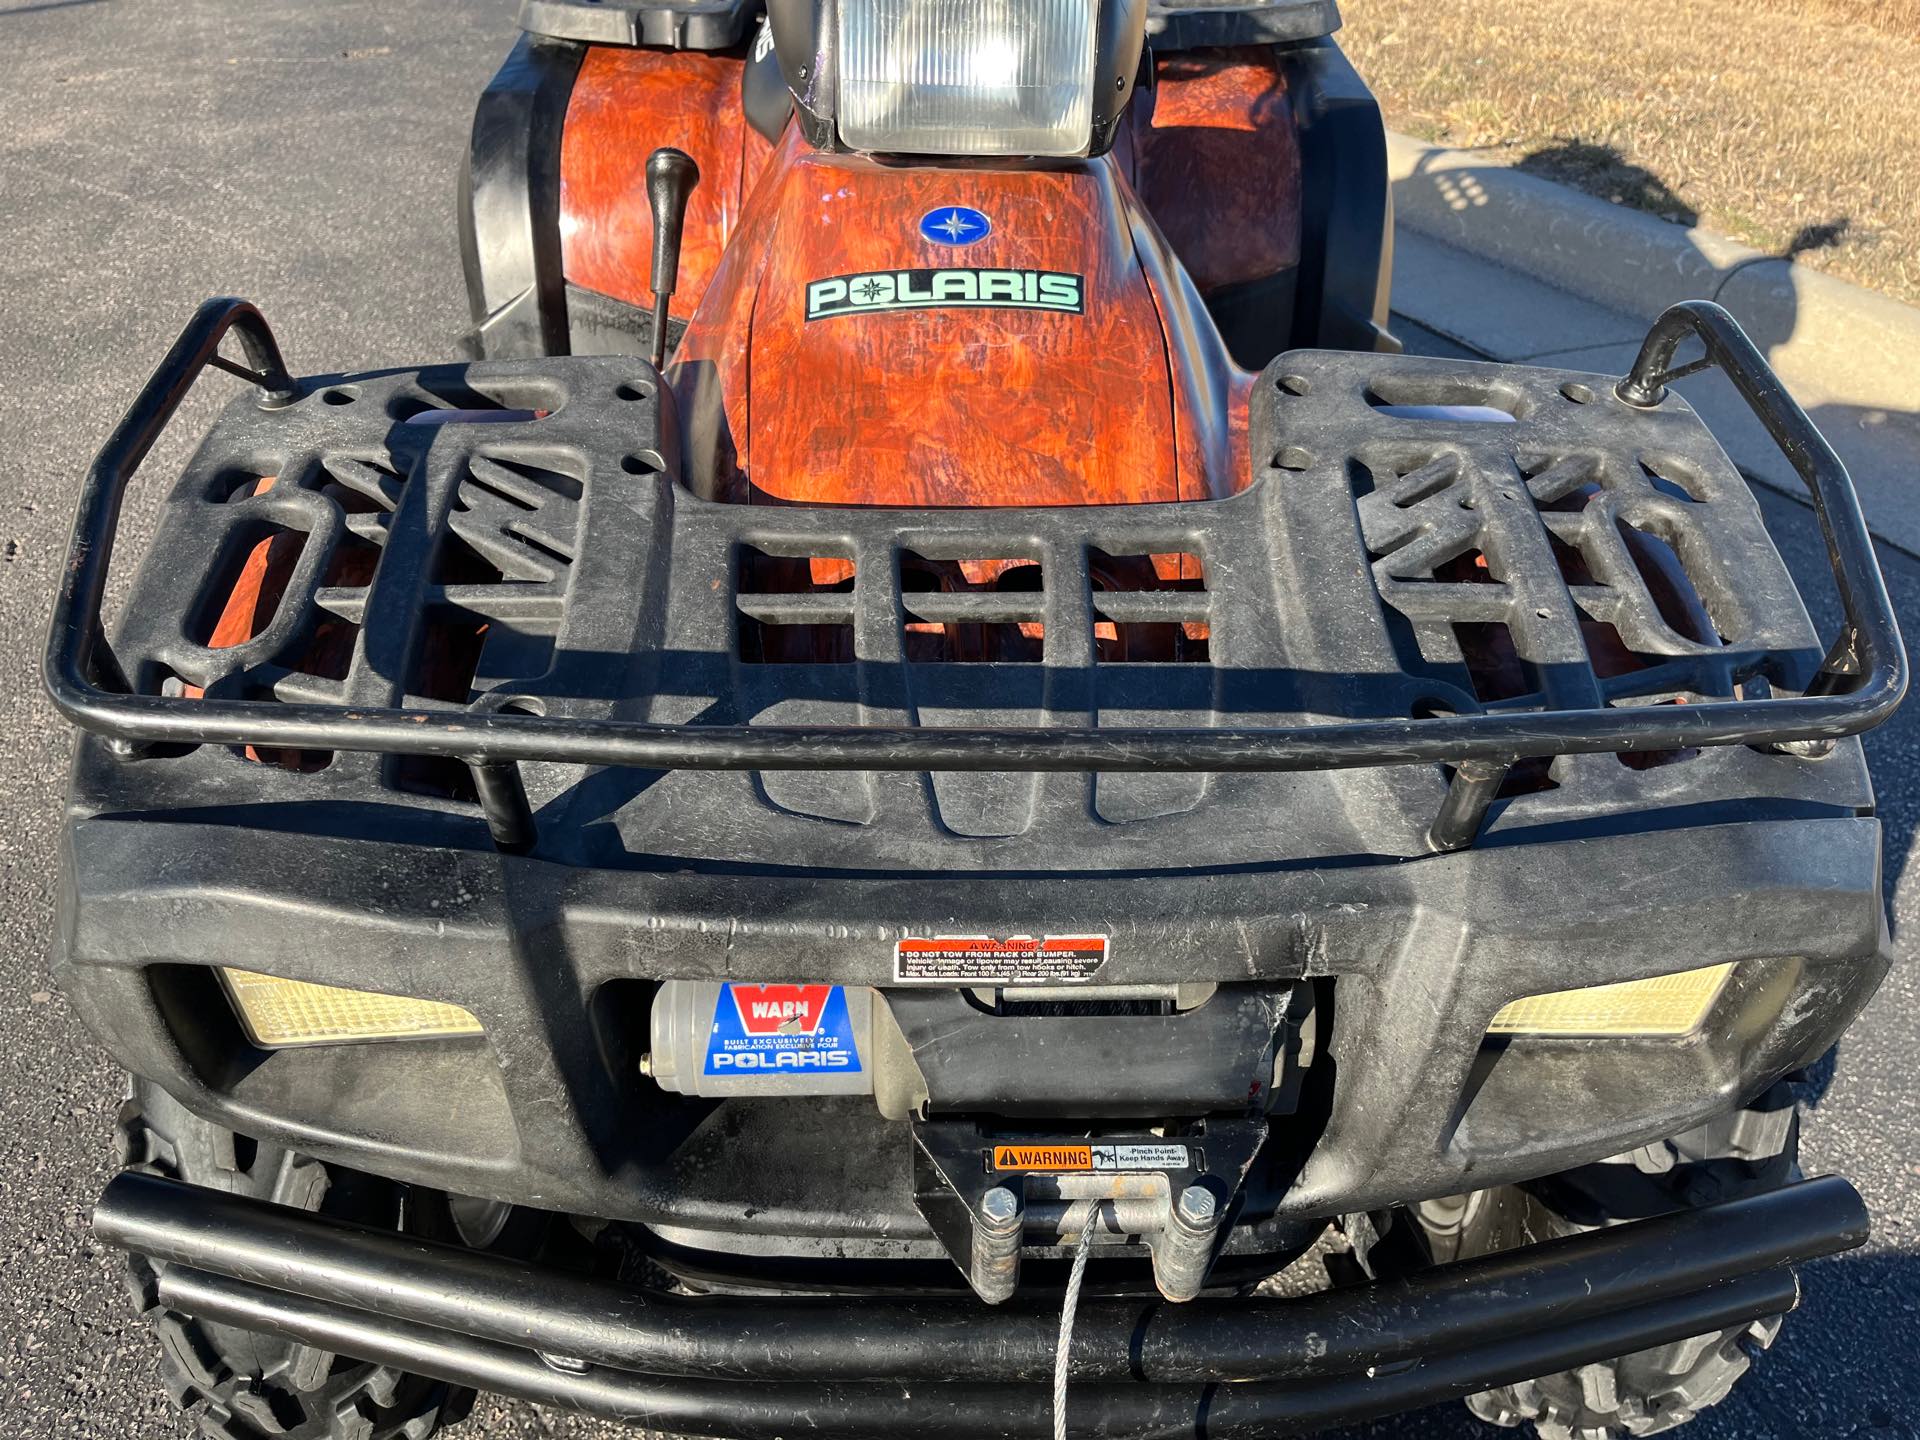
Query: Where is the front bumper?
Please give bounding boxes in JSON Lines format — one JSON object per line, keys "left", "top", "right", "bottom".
{"left": 98, "top": 1168, "right": 1867, "bottom": 1438}
{"left": 57, "top": 811, "right": 1891, "bottom": 1241}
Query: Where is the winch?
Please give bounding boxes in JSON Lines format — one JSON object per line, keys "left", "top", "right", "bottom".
{"left": 644, "top": 981, "right": 1316, "bottom": 1121}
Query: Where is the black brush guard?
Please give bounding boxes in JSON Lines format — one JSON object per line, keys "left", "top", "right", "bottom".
{"left": 98, "top": 1169, "right": 1866, "bottom": 1437}
{"left": 43, "top": 297, "right": 1907, "bottom": 856}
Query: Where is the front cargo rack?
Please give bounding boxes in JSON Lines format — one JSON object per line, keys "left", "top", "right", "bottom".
{"left": 45, "top": 298, "right": 1905, "bottom": 857}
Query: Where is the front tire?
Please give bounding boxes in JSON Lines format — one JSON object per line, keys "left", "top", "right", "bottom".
{"left": 1356, "top": 1081, "right": 1801, "bottom": 1440}
{"left": 115, "top": 1079, "right": 470, "bottom": 1440}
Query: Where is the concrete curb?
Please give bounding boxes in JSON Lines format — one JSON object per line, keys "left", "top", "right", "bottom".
{"left": 1384, "top": 131, "right": 1920, "bottom": 554}
{"left": 1386, "top": 132, "right": 1920, "bottom": 416}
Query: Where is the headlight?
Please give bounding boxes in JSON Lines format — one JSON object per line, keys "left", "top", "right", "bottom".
{"left": 219, "top": 968, "right": 484, "bottom": 1048}
{"left": 836, "top": 0, "right": 1099, "bottom": 157}
{"left": 1486, "top": 963, "right": 1735, "bottom": 1038}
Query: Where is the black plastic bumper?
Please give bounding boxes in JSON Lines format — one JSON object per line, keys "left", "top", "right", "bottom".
{"left": 98, "top": 1169, "right": 1867, "bottom": 1437}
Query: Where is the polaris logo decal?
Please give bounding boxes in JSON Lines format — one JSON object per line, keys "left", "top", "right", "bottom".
{"left": 805, "top": 269, "right": 1085, "bottom": 321}
{"left": 703, "top": 983, "right": 863, "bottom": 1075}
{"left": 920, "top": 205, "right": 991, "bottom": 246}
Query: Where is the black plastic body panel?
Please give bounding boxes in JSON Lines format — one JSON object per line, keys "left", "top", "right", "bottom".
{"left": 55, "top": 803, "right": 1890, "bottom": 1236}
{"left": 459, "top": 36, "right": 582, "bottom": 359}
{"left": 1285, "top": 36, "right": 1394, "bottom": 352}
{"left": 889, "top": 987, "right": 1296, "bottom": 1118}
{"left": 520, "top": 0, "right": 759, "bottom": 50}
{"left": 1149, "top": 0, "right": 1341, "bottom": 50}
{"left": 565, "top": 281, "right": 682, "bottom": 359}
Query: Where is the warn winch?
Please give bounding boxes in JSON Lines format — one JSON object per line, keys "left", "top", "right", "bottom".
{"left": 646, "top": 982, "right": 1313, "bottom": 1119}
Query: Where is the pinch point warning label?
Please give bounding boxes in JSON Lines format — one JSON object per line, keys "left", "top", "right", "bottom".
{"left": 990, "top": 1142, "right": 1194, "bottom": 1174}
{"left": 894, "top": 934, "right": 1108, "bottom": 985}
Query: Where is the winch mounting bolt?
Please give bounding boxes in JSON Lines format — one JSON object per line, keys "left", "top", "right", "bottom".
{"left": 1154, "top": 1181, "right": 1225, "bottom": 1303}
{"left": 970, "top": 1185, "right": 1025, "bottom": 1305}
{"left": 981, "top": 1186, "right": 1021, "bottom": 1230}
{"left": 1176, "top": 1184, "right": 1217, "bottom": 1225}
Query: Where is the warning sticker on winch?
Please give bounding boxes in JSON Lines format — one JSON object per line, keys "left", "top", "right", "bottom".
{"left": 991, "top": 1142, "right": 1194, "bottom": 1173}
{"left": 998, "top": 1152, "right": 1190, "bottom": 1175}
{"left": 703, "top": 984, "right": 863, "bottom": 1076}
{"left": 894, "top": 934, "right": 1109, "bottom": 985}
{"left": 992, "top": 1144, "right": 1093, "bottom": 1172}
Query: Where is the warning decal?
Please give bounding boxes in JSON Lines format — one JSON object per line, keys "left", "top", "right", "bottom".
{"left": 993, "top": 1144, "right": 1093, "bottom": 1172}
{"left": 991, "top": 1142, "right": 1195, "bottom": 1174}
{"left": 894, "top": 934, "right": 1109, "bottom": 985}
{"left": 703, "top": 984, "right": 863, "bottom": 1076}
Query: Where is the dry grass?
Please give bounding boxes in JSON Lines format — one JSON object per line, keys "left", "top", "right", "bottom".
{"left": 1341, "top": 0, "right": 1920, "bottom": 303}
{"left": 1764, "top": 0, "right": 1920, "bottom": 42}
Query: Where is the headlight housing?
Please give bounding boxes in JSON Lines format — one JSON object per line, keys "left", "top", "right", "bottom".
{"left": 768, "top": 0, "right": 1147, "bottom": 159}
{"left": 837, "top": 0, "right": 1099, "bottom": 157}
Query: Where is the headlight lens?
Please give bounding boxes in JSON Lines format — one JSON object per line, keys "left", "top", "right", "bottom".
{"left": 836, "top": 0, "right": 1099, "bottom": 157}
{"left": 1486, "top": 963, "right": 1735, "bottom": 1038}
{"left": 219, "top": 968, "right": 484, "bottom": 1048}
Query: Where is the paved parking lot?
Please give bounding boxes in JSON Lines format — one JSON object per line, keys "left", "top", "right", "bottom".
{"left": 0, "top": 2, "right": 1914, "bottom": 1436}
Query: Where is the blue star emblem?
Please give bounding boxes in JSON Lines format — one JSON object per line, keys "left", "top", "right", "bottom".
{"left": 919, "top": 205, "right": 992, "bottom": 247}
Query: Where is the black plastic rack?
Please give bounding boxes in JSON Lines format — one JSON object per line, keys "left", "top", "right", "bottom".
{"left": 44, "top": 298, "right": 1906, "bottom": 858}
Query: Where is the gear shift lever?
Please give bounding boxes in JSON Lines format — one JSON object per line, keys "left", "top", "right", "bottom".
{"left": 645, "top": 147, "right": 701, "bottom": 371}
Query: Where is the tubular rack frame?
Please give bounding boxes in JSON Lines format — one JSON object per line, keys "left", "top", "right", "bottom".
{"left": 44, "top": 299, "right": 1907, "bottom": 855}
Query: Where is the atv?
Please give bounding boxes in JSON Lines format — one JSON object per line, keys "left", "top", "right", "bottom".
{"left": 44, "top": 1, "right": 1907, "bottom": 1438}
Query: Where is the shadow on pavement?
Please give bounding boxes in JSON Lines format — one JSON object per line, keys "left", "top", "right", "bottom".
{"left": 1516, "top": 140, "right": 1700, "bottom": 226}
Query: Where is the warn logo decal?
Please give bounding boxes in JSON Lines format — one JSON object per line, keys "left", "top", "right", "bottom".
{"left": 805, "top": 268, "right": 1085, "bottom": 321}
{"left": 731, "top": 984, "right": 832, "bottom": 1036}
{"left": 704, "top": 984, "right": 864, "bottom": 1077}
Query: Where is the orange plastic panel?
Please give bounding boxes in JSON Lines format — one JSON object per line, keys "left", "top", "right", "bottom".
{"left": 1134, "top": 47, "right": 1303, "bottom": 294}
{"left": 560, "top": 46, "right": 758, "bottom": 311}
{"left": 673, "top": 133, "right": 1249, "bottom": 508}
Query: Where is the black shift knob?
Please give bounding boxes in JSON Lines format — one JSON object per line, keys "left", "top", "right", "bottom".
{"left": 646, "top": 147, "right": 701, "bottom": 301}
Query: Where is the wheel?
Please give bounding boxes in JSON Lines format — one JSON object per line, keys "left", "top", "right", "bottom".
{"left": 1355, "top": 1082, "right": 1801, "bottom": 1440}
{"left": 115, "top": 1078, "right": 472, "bottom": 1440}
{"left": 1464, "top": 1311, "right": 1785, "bottom": 1440}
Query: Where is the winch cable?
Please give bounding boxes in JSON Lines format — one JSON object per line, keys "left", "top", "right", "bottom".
{"left": 1053, "top": 1203, "right": 1100, "bottom": 1440}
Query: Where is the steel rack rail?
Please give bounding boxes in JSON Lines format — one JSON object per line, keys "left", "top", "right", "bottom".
{"left": 44, "top": 298, "right": 1907, "bottom": 855}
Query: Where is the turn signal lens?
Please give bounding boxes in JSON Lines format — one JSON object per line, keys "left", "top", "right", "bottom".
{"left": 219, "top": 968, "right": 483, "bottom": 1049}
{"left": 1486, "top": 964, "right": 1735, "bottom": 1038}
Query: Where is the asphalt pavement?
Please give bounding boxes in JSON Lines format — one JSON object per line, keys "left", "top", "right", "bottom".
{"left": 0, "top": 3, "right": 1915, "bottom": 1438}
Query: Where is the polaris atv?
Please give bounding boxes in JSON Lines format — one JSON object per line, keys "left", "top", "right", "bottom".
{"left": 44, "top": 1, "right": 1908, "bottom": 1438}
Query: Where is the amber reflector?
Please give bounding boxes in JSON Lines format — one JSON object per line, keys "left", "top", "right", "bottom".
{"left": 1486, "top": 963, "right": 1735, "bottom": 1038}
{"left": 219, "top": 969, "right": 483, "bottom": 1049}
